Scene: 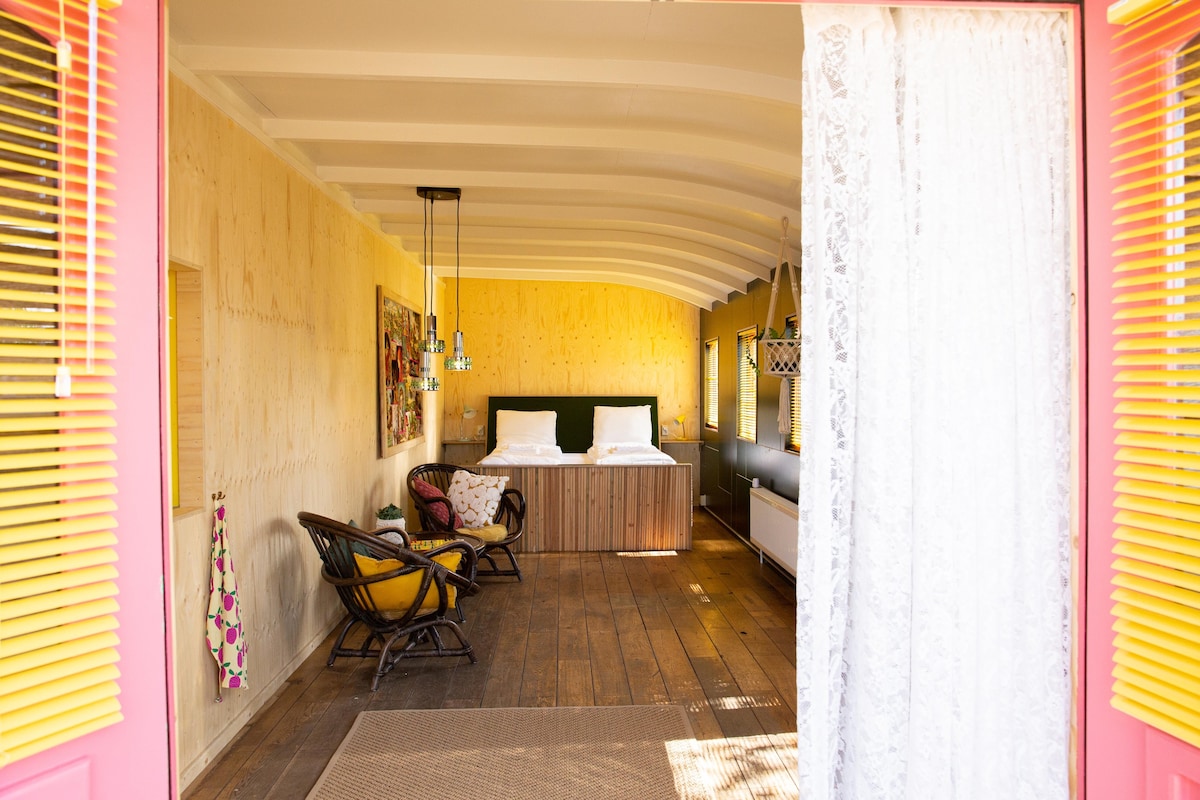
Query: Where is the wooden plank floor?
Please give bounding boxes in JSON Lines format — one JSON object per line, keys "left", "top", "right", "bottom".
{"left": 182, "top": 510, "right": 798, "bottom": 799}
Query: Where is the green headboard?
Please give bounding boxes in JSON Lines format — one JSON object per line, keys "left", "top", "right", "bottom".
{"left": 486, "top": 395, "right": 660, "bottom": 453}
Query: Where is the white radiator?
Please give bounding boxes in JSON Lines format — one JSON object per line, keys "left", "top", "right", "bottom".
{"left": 749, "top": 487, "right": 798, "bottom": 576}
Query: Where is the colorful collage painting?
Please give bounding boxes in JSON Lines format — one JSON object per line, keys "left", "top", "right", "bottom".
{"left": 377, "top": 286, "right": 423, "bottom": 456}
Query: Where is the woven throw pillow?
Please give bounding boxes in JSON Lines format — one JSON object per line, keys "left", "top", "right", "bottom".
{"left": 446, "top": 470, "right": 509, "bottom": 529}
{"left": 411, "top": 477, "right": 465, "bottom": 530}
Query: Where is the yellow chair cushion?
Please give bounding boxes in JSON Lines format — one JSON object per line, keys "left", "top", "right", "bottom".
{"left": 457, "top": 524, "right": 510, "bottom": 543}
{"left": 353, "top": 551, "right": 463, "bottom": 614}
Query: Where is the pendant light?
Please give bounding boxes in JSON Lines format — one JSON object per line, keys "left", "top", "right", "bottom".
{"left": 414, "top": 186, "right": 459, "bottom": 391}
{"left": 444, "top": 191, "right": 472, "bottom": 371}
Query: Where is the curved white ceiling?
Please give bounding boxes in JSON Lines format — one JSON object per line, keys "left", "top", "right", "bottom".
{"left": 169, "top": 0, "right": 804, "bottom": 309}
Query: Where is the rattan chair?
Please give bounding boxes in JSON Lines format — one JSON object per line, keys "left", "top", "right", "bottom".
{"left": 407, "top": 463, "right": 526, "bottom": 580}
{"left": 298, "top": 511, "right": 479, "bottom": 690}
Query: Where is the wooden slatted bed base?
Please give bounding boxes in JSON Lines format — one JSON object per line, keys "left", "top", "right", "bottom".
{"left": 474, "top": 463, "right": 692, "bottom": 552}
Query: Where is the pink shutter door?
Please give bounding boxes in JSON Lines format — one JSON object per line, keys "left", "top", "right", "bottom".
{"left": 0, "top": 0, "right": 173, "bottom": 796}
{"left": 1084, "top": 1, "right": 1200, "bottom": 797}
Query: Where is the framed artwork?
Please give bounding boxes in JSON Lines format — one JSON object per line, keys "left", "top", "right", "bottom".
{"left": 377, "top": 286, "right": 423, "bottom": 457}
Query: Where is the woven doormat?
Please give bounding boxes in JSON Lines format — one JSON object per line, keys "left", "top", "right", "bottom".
{"left": 306, "top": 705, "right": 712, "bottom": 800}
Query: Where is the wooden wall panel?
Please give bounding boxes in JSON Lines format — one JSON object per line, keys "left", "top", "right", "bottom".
{"left": 477, "top": 465, "right": 691, "bottom": 552}
{"left": 440, "top": 279, "right": 701, "bottom": 444}
{"left": 167, "top": 76, "right": 444, "bottom": 788}
{"left": 699, "top": 276, "right": 802, "bottom": 535}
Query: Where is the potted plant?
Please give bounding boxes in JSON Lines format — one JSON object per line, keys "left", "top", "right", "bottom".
{"left": 375, "top": 503, "right": 406, "bottom": 531}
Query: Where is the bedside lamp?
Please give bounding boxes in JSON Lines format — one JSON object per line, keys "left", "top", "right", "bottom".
{"left": 459, "top": 405, "right": 477, "bottom": 441}
{"left": 673, "top": 414, "right": 686, "bottom": 439}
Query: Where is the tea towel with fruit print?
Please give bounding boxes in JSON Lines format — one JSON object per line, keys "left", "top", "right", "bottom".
{"left": 206, "top": 497, "right": 247, "bottom": 697}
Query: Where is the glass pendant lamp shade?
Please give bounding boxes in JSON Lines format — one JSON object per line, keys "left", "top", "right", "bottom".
{"left": 415, "top": 348, "right": 439, "bottom": 392}
{"left": 444, "top": 189, "right": 472, "bottom": 371}
{"left": 445, "top": 330, "right": 472, "bottom": 371}
{"left": 421, "top": 314, "right": 445, "bottom": 353}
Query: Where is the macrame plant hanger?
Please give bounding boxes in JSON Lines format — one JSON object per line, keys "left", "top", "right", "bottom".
{"left": 759, "top": 217, "right": 802, "bottom": 377}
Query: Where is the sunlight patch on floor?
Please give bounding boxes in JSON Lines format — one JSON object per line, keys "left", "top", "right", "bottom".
{"left": 707, "top": 694, "right": 784, "bottom": 711}
{"left": 668, "top": 732, "right": 799, "bottom": 800}
{"left": 617, "top": 550, "right": 679, "bottom": 557}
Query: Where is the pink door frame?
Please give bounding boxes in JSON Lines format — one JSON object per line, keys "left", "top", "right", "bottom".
{"left": 0, "top": 0, "right": 174, "bottom": 797}
{"left": 12, "top": 2, "right": 1190, "bottom": 798}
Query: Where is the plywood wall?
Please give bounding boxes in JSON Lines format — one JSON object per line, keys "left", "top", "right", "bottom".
{"left": 167, "top": 76, "right": 444, "bottom": 787}
{"left": 440, "top": 279, "right": 700, "bottom": 442}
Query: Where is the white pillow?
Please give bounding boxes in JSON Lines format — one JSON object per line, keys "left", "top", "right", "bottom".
{"left": 446, "top": 469, "right": 509, "bottom": 528}
{"left": 495, "top": 409, "right": 557, "bottom": 447}
{"left": 592, "top": 405, "right": 652, "bottom": 447}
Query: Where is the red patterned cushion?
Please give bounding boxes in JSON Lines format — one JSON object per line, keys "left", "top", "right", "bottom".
{"left": 412, "top": 477, "right": 465, "bottom": 529}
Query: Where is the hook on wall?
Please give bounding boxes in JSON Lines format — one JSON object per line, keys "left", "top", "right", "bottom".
{"left": 211, "top": 491, "right": 225, "bottom": 502}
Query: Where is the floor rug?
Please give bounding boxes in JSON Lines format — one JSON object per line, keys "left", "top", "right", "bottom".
{"left": 306, "top": 705, "right": 712, "bottom": 800}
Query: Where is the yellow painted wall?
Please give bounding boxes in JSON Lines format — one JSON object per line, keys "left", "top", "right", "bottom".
{"left": 167, "top": 76, "right": 444, "bottom": 786}
{"left": 440, "top": 279, "right": 700, "bottom": 442}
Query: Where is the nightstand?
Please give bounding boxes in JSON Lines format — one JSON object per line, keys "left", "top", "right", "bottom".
{"left": 442, "top": 440, "right": 486, "bottom": 465}
{"left": 660, "top": 439, "right": 701, "bottom": 505}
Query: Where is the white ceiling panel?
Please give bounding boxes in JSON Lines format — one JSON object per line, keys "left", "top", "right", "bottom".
{"left": 169, "top": 0, "right": 804, "bottom": 308}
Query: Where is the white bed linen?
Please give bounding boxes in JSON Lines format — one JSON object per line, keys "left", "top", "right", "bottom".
{"left": 479, "top": 445, "right": 676, "bottom": 466}
{"left": 478, "top": 443, "right": 565, "bottom": 465}
{"left": 586, "top": 443, "right": 677, "bottom": 465}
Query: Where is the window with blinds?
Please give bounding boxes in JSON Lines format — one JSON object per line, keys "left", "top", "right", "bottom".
{"left": 168, "top": 261, "right": 203, "bottom": 512}
{"left": 704, "top": 338, "right": 718, "bottom": 430}
{"left": 736, "top": 327, "right": 756, "bottom": 441}
{"left": 1109, "top": 0, "right": 1200, "bottom": 750}
{"left": 786, "top": 314, "right": 800, "bottom": 451}
{"left": 0, "top": 0, "right": 121, "bottom": 766}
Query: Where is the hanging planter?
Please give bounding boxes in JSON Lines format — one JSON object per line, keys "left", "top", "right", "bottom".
{"left": 760, "top": 336, "right": 801, "bottom": 376}
{"left": 756, "top": 217, "right": 802, "bottom": 378}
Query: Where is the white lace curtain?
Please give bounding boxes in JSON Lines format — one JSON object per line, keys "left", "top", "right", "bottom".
{"left": 797, "top": 6, "right": 1073, "bottom": 799}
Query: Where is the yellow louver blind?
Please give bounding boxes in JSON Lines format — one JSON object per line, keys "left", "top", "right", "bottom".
{"left": 0, "top": 0, "right": 121, "bottom": 767}
{"left": 737, "top": 327, "right": 756, "bottom": 441}
{"left": 704, "top": 338, "right": 718, "bottom": 430}
{"left": 1110, "top": 0, "right": 1200, "bottom": 750}
{"left": 787, "top": 314, "right": 800, "bottom": 451}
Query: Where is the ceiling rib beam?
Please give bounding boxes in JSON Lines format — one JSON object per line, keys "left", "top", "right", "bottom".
{"left": 173, "top": 45, "right": 801, "bottom": 106}
{"left": 397, "top": 226, "right": 766, "bottom": 283}
{"left": 367, "top": 199, "right": 796, "bottom": 242}
{"left": 433, "top": 222, "right": 773, "bottom": 267}
{"left": 381, "top": 220, "right": 777, "bottom": 277}
{"left": 430, "top": 241, "right": 755, "bottom": 292}
{"left": 323, "top": 166, "right": 798, "bottom": 220}
{"left": 376, "top": 202, "right": 786, "bottom": 258}
{"left": 450, "top": 254, "right": 728, "bottom": 296}
{"left": 446, "top": 263, "right": 729, "bottom": 311}
{"left": 265, "top": 119, "right": 802, "bottom": 176}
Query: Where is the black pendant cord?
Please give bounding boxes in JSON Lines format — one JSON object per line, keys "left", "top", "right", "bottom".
{"left": 427, "top": 195, "right": 434, "bottom": 320}
{"left": 421, "top": 195, "right": 429, "bottom": 321}
{"left": 455, "top": 195, "right": 461, "bottom": 329}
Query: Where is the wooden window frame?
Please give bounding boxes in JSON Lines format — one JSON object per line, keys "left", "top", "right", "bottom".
{"left": 703, "top": 337, "right": 718, "bottom": 431}
{"left": 168, "top": 261, "right": 203, "bottom": 514}
{"left": 736, "top": 326, "right": 757, "bottom": 442}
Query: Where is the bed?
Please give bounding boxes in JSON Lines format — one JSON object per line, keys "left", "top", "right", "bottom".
{"left": 472, "top": 395, "right": 692, "bottom": 552}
